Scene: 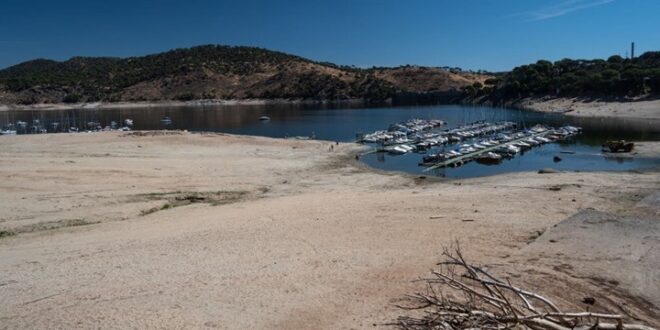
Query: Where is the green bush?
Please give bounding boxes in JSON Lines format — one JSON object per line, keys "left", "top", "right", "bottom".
{"left": 63, "top": 93, "right": 82, "bottom": 103}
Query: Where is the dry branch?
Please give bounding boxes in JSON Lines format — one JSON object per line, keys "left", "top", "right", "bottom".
{"left": 393, "top": 247, "right": 656, "bottom": 330}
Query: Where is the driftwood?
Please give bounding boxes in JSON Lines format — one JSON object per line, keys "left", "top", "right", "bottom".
{"left": 393, "top": 246, "right": 655, "bottom": 330}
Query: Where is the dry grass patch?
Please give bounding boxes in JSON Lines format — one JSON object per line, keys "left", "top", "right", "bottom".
{"left": 0, "top": 219, "right": 100, "bottom": 238}
{"left": 137, "top": 190, "right": 250, "bottom": 215}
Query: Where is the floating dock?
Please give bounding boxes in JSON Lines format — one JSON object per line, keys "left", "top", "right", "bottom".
{"left": 423, "top": 130, "right": 553, "bottom": 171}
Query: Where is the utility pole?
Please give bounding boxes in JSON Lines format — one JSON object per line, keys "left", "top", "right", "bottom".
{"left": 631, "top": 42, "right": 635, "bottom": 59}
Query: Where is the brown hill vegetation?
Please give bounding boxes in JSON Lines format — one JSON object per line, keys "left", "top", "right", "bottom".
{"left": 0, "top": 45, "right": 490, "bottom": 105}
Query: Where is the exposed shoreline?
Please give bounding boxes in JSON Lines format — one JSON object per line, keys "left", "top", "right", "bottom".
{"left": 0, "top": 98, "right": 379, "bottom": 112}
{"left": 509, "top": 96, "right": 660, "bottom": 121}
{"left": 1, "top": 132, "right": 659, "bottom": 328}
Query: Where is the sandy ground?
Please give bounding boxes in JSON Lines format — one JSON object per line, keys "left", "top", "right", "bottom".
{"left": 517, "top": 97, "right": 660, "bottom": 121}
{"left": 1, "top": 132, "right": 659, "bottom": 329}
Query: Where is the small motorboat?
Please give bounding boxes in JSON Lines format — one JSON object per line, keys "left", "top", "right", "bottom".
{"left": 258, "top": 116, "right": 271, "bottom": 121}
{"left": 447, "top": 150, "right": 462, "bottom": 157}
{"left": 504, "top": 144, "right": 521, "bottom": 154}
{"left": 473, "top": 143, "right": 487, "bottom": 149}
{"left": 516, "top": 141, "right": 532, "bottom": 149}
{"left": 389, "top": 146, "right": 409, "bottom": 155}
{"left": 525, "top": 138, "right": 540, "bottom": 146}
{"left": 161, "top": 116, "right": 172, "bottom": 125}
{"left": 0, "top": 129, "right": 17, "bottom": 135}
{"left": 458, "top": 146, "right": 477, "bottom": 154}
{"left": 400, "top": 144, "right": 415, "bottom": 152}
{"left": 477, "top": 152, "right": 503, "bottom": 165}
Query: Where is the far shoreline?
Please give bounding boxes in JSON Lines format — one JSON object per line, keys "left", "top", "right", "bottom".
{"left": 508, "top": 97, "right": 660, "bottom": 122}
{"left": 0, "top": 98, "right": 383, "bottom": 112}
{"left": 1, "top": 96, "right": 659, "bottom": 122}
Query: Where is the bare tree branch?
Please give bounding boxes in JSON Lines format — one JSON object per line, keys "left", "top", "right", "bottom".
{"left": 394, "top": 246, "right": 656, "bottom": 330}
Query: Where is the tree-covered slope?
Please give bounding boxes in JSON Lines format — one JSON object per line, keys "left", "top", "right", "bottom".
{"left": 474, "top": 52, "right": 660, "bottom": 102}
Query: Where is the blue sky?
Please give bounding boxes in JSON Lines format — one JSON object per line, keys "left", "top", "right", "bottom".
{"left": 0, "top": 0, "right": 658, "bottom": 71}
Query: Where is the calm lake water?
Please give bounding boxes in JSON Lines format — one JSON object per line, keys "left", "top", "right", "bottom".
{"left": 2, "top": 104, "right": 660, "bottom": 178}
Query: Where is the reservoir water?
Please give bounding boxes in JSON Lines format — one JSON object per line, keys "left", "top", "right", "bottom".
{"left": 2, "top": 104, "right": 659, "bottom": 178}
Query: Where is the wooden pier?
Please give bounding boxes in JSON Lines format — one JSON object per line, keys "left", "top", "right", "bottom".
{"left": 423, "top": 130, "right": 553, "bottom": 172}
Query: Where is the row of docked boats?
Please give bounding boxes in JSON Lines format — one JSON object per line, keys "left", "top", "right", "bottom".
{"left": 374, "top": 121, "right": 518, "bottom": 155}
{"left": 443, "top": 121, "right": 517, "bottom": 143}
{"left": 420, "top": 125, "right": 582, "bottom": 167}
{"left": 0, "top": 118, "right": 135, "bottom": 135}
{"left": 359, "top": 118, "right": 446, "bottom": 144}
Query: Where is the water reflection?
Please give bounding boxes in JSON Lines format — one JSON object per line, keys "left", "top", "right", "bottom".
{"left": 2, "top": 104, "right": 660, "bottom": 139}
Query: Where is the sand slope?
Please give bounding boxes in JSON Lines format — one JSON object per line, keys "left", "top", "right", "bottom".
{"left": 517, "top": 97, "right": 660, "bottom": 121}
{"left": 0, "top": 132, "right": 659, "bottom": 329}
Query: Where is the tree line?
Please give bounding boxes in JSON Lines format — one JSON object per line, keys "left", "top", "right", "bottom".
{"left": 467, "top": 51, "right": 660, "bottom": 101}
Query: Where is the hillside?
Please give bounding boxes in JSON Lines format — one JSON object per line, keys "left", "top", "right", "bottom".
{"left": 0, "top": 45, "right": 489, "bottom": 105}
{"left": 373, "top": 66, "right": 490, "bottom": 93}
{"left": 470, "top": 51, "right": 660, "bottom": 103}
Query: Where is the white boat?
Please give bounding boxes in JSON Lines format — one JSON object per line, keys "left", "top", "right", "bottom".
{"left": 563, "top": 125, "right": 581, "bottom": 133}
{"left": 447, "top": 150, "right": 462, "bottom": 157}
{"left": 383, "top": 137, "right": 410, "bottom": 146}
{"left": 505, "top": 144, "right": 521, "bottom": 154}
{"left": 0, "top": 129, "right": 17, "bottom": 135}
{"left": 459, "top": 146, "right": 477, "bottom": 154}
{"left": 473, "top": 143, "right": 487, "bottom": 149}
{"left": 530, "top": 125, "right": 548, "bottom": 133}
{"left": 525, "top": 138, "right": 540, "bottom": 146}
{"left": 399, "top": 144, "right": 415, "bottom": 152}
{"left": 389, "top": 146, "right": 409, "bottom": 155}
{"left": 496, "top": 134, "right": 512, "bottom": 141}
{"left": 516, "top": 141, "right": 531, "bottom": 149}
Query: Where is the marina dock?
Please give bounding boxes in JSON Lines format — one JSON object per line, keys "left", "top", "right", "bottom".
{"left": 423, "top": 130, "right": 554, "bottom": 171}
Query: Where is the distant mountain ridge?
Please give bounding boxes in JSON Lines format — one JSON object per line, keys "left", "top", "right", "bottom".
{"left": 0, "top": 45, "right": 490, "bottom": 105}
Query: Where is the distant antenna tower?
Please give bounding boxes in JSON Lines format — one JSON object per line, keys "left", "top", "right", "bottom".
{"left": 631, "top": 42, "right": 635, "bottom": 59}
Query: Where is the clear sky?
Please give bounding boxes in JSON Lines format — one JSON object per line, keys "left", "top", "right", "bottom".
{"left": 1, "top": 0, "right": 658, "bottom": 71}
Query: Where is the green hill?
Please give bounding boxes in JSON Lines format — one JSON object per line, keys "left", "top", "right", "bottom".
{"left": 471, "top": 52, "right": 660, "bottom": 102}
